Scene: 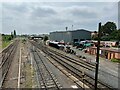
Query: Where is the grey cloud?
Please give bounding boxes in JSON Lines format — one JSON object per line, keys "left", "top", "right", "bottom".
{"left": 117, "top": 2, "right": 120, "bottom": 29}
{"left": 1, "top": 2, "right": 118, "bottom": 34}
{"left": 2, "top": 3, "right": 29, "bottom": 13}
{"left": 31, "top": 7, "right": 56, "bottom": 18}
{"left": 48, "top": 18, "right": 73, "bottom": 25}
{"left": 2, "top": 3, "right": 30, "bottom": 21}
{"left": 68, "top": 6, "right": 98, "bottom": 18}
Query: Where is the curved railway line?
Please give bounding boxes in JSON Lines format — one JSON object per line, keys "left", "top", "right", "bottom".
{"left": 44, "top": 48, "right": 114, "bottom": 89}
{"left": 46, "top": 47, "right": 95, "bottom": 71}
{"left": 30, "top": 40, "right": 114, "bottom": 90}
{"left": 46, "top": 45, "right": 120, "bottom": 82}
{"left": 32, "top": 47, "right": 62, "bottom": 89}
{"left": 1, "top": 42, "right": 15, "bottom": 64}
{"left": 0, "top": 40, "right": 19, "bottom": 88}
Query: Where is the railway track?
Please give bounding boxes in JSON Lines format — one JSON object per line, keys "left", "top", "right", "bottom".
{"left": 30, "top": 40, "right": 95, "bottom": 70}
{"left": 30, "top": 40, "right": 114, "bottom": 90}
{"left": 42, "top": 47, "right": 113, "bottom": 89}
{"left": 46, "top": 47, "right": 95, "bottom": 71}
{"left": 0, "top": 40, "right": 19, "bottom": 88}
{"left": 1, "top": 42, "right": 14, "bottom": 64}
{"left": 32, "top": 47, "right": 62, "bottom": 89}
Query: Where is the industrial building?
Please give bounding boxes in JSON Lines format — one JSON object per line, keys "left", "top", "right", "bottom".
{"left": 87, "top": 47, "right": 120, "bottom": 60}
{"left": 50, "top": 29, "right": 91, "bottom": 44}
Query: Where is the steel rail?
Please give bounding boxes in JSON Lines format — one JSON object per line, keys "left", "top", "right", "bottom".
{"left": 32, "top": 47, "right": 61, "bottom": 89}
{"left": 43, "top": 46, "right": 113, "bottom": 90}
{"left": 29, "top": 40, "right": 113, "bottom": 90}
{"left": 0, "top": 40, "right": 19, "bottom": 88}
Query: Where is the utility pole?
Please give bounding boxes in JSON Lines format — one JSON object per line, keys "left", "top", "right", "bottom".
{"left": 95, "top": 22, "right": 101, "bottom": 90}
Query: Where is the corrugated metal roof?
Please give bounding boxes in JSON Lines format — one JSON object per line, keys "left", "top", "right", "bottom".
{"left": 50, "top": 29, "right": 92, "bottom": 33}
{"left": 91, "top": 47, "right": 120, "bottom": 53}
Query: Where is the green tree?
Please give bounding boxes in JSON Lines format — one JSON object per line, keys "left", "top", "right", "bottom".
{"left": 7, "top": 35, "right": 12, "bottom": 41}
{"left": 100, "top": 21, "right": 117, "bottom": 41}
{"left": 2, "top": 34, "right": 12, "bottom": 41}
{"left": 92, "top": 31, "right": 98, "bottom": 40}
{"left": 109, "top": 30, "right": 118, "bottom": 40}
{"left": 44, "top": 36, "right": 48, "bottom": 41}
{"left": 65, "top": 27, "right": 68, "bottom": 31}
{"left": 116, "top": 29, "right": 120, "bottom": 41}
{"left": 14, "top": 30, "right": 16, "bottom": 38}
{"left": 11, "top": 32, "right": 14, "bottom": 39}
{"left": 101, "top": 22, "right": 117, "bottom": 35}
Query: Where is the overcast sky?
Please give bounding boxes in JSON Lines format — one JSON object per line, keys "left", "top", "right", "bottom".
{"left": 1, "top": 1, "right": 119, "bottom": 35}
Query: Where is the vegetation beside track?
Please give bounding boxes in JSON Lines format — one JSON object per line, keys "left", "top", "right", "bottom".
{"left": 111, "top": 58, "right": 120, "bottom": 63}
{"left": 2, "top": 40, "right": 12, "bottom": 49}
{"left": 24, "top": 63, "right": 34, "bottom": 88}
{"left": 20, "top": 39, "right": 37, "bottom": 88}
{"left": 1, "top": 30, "right": 17, "bottom": 49}
{"left": 2, "top": 35, "right": 13, "bottom": 49}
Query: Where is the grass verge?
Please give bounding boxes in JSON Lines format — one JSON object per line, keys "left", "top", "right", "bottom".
{"left": 2, "top": 41, "right": 11, "bottom": 49}
{"left": 111, "top": 58, "right": 120, "bottom": 63}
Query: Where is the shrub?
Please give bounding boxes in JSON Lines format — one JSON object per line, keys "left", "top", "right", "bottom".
{"left": 111, "top": 58, "right": 120, "bottom": 63}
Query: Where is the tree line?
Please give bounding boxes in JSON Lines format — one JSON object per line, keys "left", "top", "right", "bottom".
{"left": 2, "top": 30, "right": 17, "bottom": 41}
{"left": 92, "top": 21, "right": 120, "bottom": 41}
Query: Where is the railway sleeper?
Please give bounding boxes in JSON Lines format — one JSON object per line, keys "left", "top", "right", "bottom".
{"left": 46, "top": 82, "right": 55, "bottom": 86}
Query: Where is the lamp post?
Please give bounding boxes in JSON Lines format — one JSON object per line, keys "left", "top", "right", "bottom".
{"left": 95, "top": 22, "right": 101, "bottom": 90}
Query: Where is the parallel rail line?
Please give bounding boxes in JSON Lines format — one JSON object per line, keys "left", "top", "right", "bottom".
{"left": 0, "top": 40, "right": 19, "bottom": 88}
{"left": 30, "top": 40, "right": 113, "bottom": 90}
{"left": 42, "top": 48, "right": 109, "bottom": 89}
{"left": 47, "top": 46, "right": 119, "bottom": 80}
{"left": 0, "top": 43, "right": 14, "bottom": 64}
{"left": 47, "top": 47, "right": 95, "bottom": 71}
{"left": 32, "top": 47, "right": 62, "bottom": 89}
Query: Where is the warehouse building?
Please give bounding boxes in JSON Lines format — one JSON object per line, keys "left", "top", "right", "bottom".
{"left": 87, "top": 47, "right": 120, "bottom": 60}
{"left": 50, "top": 29, "right": 91, "bottom": 44}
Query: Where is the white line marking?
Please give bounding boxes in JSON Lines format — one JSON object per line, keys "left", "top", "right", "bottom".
{"left": 18, "top": 44, "right": 21, "bottom": 88}
{"left": 30, "top": 52, "right": 34, "bottom": 88}
{"left": 71, "top": 85, "right": 78, "bottom": 88}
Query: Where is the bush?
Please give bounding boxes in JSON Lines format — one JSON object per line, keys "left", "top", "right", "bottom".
{"left": 111, "top": 58, "right": 120, "bottom": 63}
{"left": 44, "top": 36, "right": 48, "bottom": 41}
{"left": 2, "top": 35, "right": 12, "bottom": 41}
